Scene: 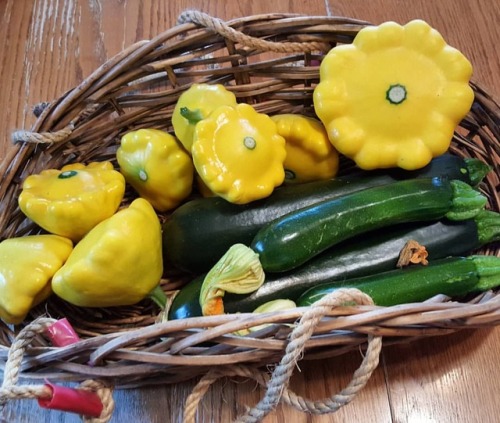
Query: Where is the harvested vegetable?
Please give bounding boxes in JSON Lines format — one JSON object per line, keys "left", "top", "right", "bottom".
{"left": 297, "top": 255, "right": 500, "bottom": 307}
{"left": 172, "top": 83, "right": 237, "bottom": 152}
{"left": 236, "top": 299, "right": 297, "bottom": 335}
{"left": 271, "top": 113, "right": 339, "bottom": 183}
{"left": 0, "top": 235, "right": 73, "bottom": 324}
{"left": 117, "top": 128, "right": 194, "bottom": 212}
{"left": 196, "top": 177, "right": 487, "bottom": 315}
{"left": 163, "top": 154, "right": 489, "bottom": 274}
{"left": 52, "top": 198, "right": 165, "bottom": 308}
{"left": 19, "top": 161, "right": 125, "bottom": 241}
{"left": 251, "top": 177, "right": 486, "bottom": 272}
{"left": 313, "top": 20, "right": 474, "bottom": 170}
{"left": 199, "top": 244, "right": 264, "bottom": 316}
{"left": 168, "top": 210, "right": 500, "bottom": 318}
{"left": 192, "top": 103, "right": 287, "bottom": 204}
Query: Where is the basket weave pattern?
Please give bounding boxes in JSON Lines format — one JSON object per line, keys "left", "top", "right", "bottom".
{"left": 0, "top": 11, "right": 499, "bottom": 393}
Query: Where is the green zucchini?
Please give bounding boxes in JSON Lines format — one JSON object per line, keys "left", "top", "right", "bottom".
{"left": 168, "top": 209, "right": 500, "bottom": 319}
{"left": 251, "top": 177, "right": 487, "bottom": 273}
{"left": 163, "top": 154, "right": 489, "bottom": 273}
{"left": 297, "top": 255, "right": 500, "bottom": 307}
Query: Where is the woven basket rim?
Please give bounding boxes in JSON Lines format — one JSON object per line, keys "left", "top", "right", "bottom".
{"left": 0, "top": 12, "right": 499, "bottom": 388}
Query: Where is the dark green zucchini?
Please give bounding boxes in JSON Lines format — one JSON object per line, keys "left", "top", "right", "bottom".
{"left": 168, "top": 209, "right": 500, "bottom": 319}
{"left": 163, "top": 154, "right": 489, "bottom": 273}
{"left": 297, "top": 255, "right": 500, "bottom": 307}
{"left": 252, "top": 177, "right": 486, "bottom": 273}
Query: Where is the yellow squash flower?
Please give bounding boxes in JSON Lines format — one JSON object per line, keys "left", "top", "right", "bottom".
{"left": 313, "top": 19, "right": 474, "bottom": 170}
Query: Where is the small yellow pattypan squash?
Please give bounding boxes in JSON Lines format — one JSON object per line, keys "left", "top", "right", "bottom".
{"left": 313, "top": 19, "right": 474, "bottom": 170}
{"left": 172, "top": 83, "right": 237, "bottom": 152}
{"left": 236, "top": 299, "right": 297, "bottom": 335}
{"left": 271, "top": 113, "right": 339, "bottom": 183}
{"left": 19, "top": 161, "right": 125, "bottom": 241}
{"left": 192, "top": 103, "right": 287, "bottom": 204}
{"left": 0, "top": 234, "right": 73, "bottom": 324}
{"left": 52, "top": 198, "right": 164, "bottom": 308}
{"left": 117, "top": 128, "right": 194, "bottom": 212}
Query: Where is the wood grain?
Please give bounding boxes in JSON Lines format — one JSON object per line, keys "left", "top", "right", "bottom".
{"left": 0, "top": 1, "right": 499, "bottom": 422}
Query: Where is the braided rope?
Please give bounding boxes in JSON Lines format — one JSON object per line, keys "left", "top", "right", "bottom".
{"left": 80, "top": 380, "right": 115, "bottom": 423}
{"left": 177, "top": 10, "right": 331, "bottom": 53}
{"left": 11, "top": 103, "right": 101, "bottom": 145}
{"left": 0, "top": 317, "right": 114, "bottom": 422}
{"left": 182, "top": 288, "right": 383, "bottom": 422}
{"left": 1, "top": 317, "right": 56, "bottom": 393}
{"left": 11, "top": 125, "right": 74, "bottom": 145}
{"left": 183, "top": 365, "right": 269, "bottom": 423}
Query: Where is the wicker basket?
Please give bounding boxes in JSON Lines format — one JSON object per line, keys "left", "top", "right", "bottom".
{"left": 1, "top": 10, "right": 499, "bottom": 420}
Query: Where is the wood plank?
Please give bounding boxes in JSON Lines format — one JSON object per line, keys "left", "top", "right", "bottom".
{"left": 0, "top": 1, "right": 499, "bottom": 422}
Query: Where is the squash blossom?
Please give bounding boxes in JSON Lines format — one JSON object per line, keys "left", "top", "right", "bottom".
{"left": 313, "top": 19, "right": 475, "bottom": 170}
{"left": 192, "top": 103, "right": 287, "bottom": 204}
{"left": 19, "top": 161, "right": 126, "bottom": 241}
{"left": 51, "top": 198, "right": 165, "bottom": 308}
{"left": 271, "top": 113, "right": 339, "bottom": 183}
{"left": 0, "top": 234, "right": 73, "bottom": 324}
{"left": 172, "top": 83, "right": 237, "bottom": 152}
{"left": 117, "top": 128, "right": 194, "bottom": 212}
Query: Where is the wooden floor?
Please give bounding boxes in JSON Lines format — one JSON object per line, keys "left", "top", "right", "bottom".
{"left": 0, "top": 1, "right": 499, "bottom": 422}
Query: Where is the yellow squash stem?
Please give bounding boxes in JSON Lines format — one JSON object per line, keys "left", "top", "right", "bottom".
{"left": 199, "top": 244, "right": 265, "bottom": 316}
{"left": 148, "top": 285, "right": 168, "bottom": 310}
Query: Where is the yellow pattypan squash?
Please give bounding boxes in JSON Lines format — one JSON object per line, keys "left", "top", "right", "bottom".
{"left": 51, "top": 198, "right": 165, "bottom": 308}
{"left": 117, "top": 128, "right": 194, "bottom": 212}
{"left": 313, "top": 19, "right": 474, "bottom": 170}
{"left": 192, "top": 103, "right": 287, "bottom": 204}
{"left": 271, "top": 113, "right": 339, "bottom": 183}
{"left": 172, "top": 83, "right": 237, "bottom": 152}
{"left": 19, "top": 161, "right": 125, "bottom": 241}
{"left": 0, "top": 234, "right": 73, "bottom": 324}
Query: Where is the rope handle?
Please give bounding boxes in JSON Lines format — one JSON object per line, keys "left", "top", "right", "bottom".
{"left": 177, "top": 10, "right": 331, "bottom": 53}
{"left": 1, "top": 289, "right": 381, "bottom": 422}
{"left": 183, "top": 288, "right": 383, "bottom": 422}
{"left": 0, "top": 316, "right": 114, "bottom": 423}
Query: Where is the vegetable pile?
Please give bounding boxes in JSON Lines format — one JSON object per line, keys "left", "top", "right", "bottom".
{"left": 1, "top": 19, "right": 499, "bottom": 335}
